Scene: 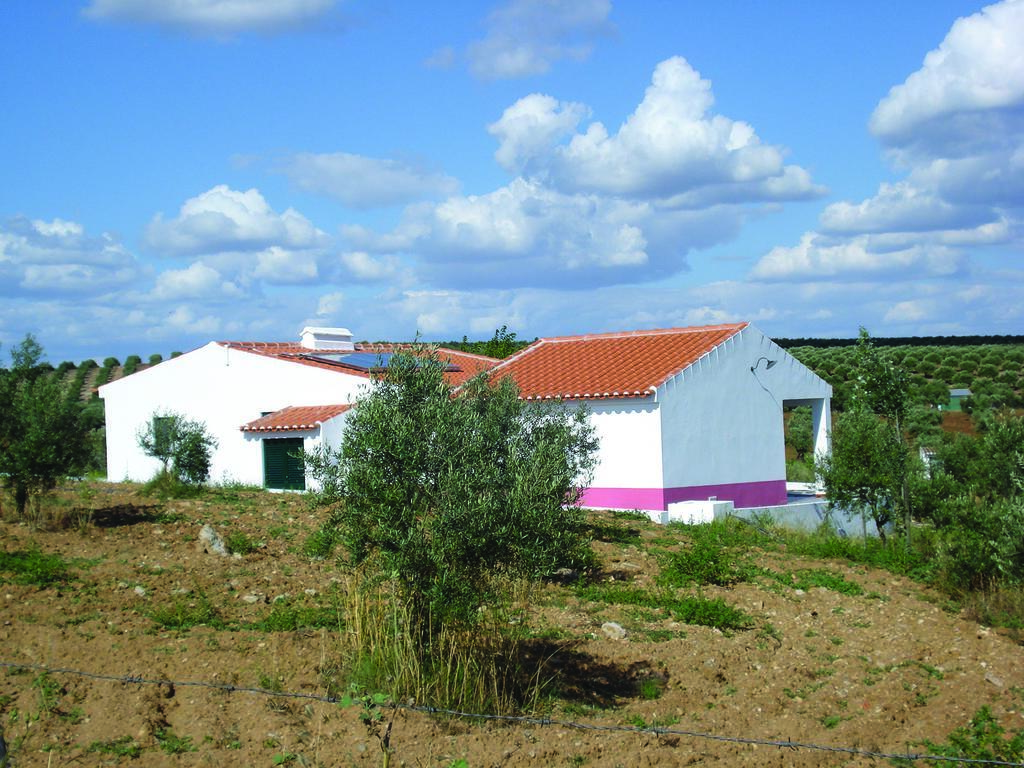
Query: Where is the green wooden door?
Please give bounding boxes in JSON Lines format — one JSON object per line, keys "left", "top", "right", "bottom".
{"left": 263, "top": 438, "right": 305, "bottom": 490}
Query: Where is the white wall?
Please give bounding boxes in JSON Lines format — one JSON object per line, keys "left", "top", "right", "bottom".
{"left": 584, "top": 400, "right": 663, "bottom": 490}
{"left": 100, "top": 343, "right": 367, "bottom": 485}
{"left": 657, "top": 326, "right": 832, "bottom": 490}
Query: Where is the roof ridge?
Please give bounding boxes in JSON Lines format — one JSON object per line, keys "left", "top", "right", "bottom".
{"left": 535, "top": 322, "right": 748, "bottom": 344}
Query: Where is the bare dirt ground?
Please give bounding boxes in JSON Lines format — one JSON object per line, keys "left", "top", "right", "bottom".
{"left": 2, "top": 483, "right": 1023, "bottom": 767}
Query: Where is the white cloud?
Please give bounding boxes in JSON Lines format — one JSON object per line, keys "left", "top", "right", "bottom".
{"left": 144, "top": 185, "right": 327, "bottom": 257}
{"left": 315, "top": 291, "right": 345, "bottom": 318}
{"left": 883, "top": 300, "right": 930, "bottom": 323}
{"left": 759, "top": 1, "right": 1023, "bottom": 295}
{"left": 338, "top": 251, "right": 404, "bottom": 282}
{"left": 869, "top": 0, "right": 1024, "bottom": 148}
{"left": 750, "top": 232, "right": 964, "bottom": 282}
{"left": 164, "top": 305, "right": 223, "bottom": 335}
{"left": 252, "top": 246, "right": 320, "bottom": 284}
{"left": 489, "top": 93, "right": 590, "bottom": 174}
{"left": 393, "top": 289, "right": 528, "bottom": 337}
{"left": 353, "top": 173, "right": 751, "bottom": 289}
{"left": 490, "top": 57, "right": 823, "bottom": 204}
{"left": 82, "top": 0, "right": 339, "bottom": 35}
{"left": 0, "top": 216, "right": 145, "bottom": 296}
{"left": 911, "top": 150, "right": 1024, "bottom": 207}
{"left": 152, "top": 261, "right": 242, "bottom": 300}
{"left": 466, "top": 0, "right": 613, "bottom": 79}
{"left": 391, "top": 177, "right": 740, "bottom": 288}
{"left": 277, "top": 152, "right": 460, "bottom": 208}
{"left": 344, "top": 56, "right": 826, "bottom": 290}
{"left": 819, "top": 181, "right": 995, "bottom": 234}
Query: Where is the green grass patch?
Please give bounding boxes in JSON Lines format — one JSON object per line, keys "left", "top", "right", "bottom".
{"left": 762, "top": 567, "right": 864, "bottom": 596}
{"left": 635, "top": 628, "right": 685, "bottom": 643}
{"left": 778, "top": 529, "right": 933, "bottom": 581}
{"left": 155, "top": 729, "right": 196, "bottom": 755}
{"left": 87, "top": 736, "right": 143, "bottom": 759}
{"left": 147, "top": 593, "right": 225, "bottom": 631}
{"left": 225, "top": 531, "right": 259, "bottom": 555}
{"left": 659, "top": 537, "right": 753, "bottom": 588}
{"left": 245, "top": 600, "right": 343, "bottom": 632}
{"left": 821, "top": 714, "right": 848, "bottom": 729}
{"left": 574, "top": 583, "right": 753, "bottom": 631}
{"left": 897, "top": 706, "right": 1024, "bottom": 766}
{"left": 668, "top": 516, "right": 775, "bottom": 550}
{"left": 0, "top": 547, "right": 73, "bottom": 586}
{"left": 637, "top": 676, "right": 666, "bottom": 700}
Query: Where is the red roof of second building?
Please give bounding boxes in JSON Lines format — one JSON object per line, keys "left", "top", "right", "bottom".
{"left": 491, "top": 323, "right": 748, "bottom": 400}
{"left": 240, "top": 404, "right": 352, "bottom": 433}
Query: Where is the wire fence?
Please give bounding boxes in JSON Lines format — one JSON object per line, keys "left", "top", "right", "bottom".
{"left": 1, "top": 659, "right": 1023, "bottom": 766}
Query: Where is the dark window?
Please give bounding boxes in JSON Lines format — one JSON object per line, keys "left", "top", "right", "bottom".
{"left": 263, "top": 438, "right": 305, "bottom": 491}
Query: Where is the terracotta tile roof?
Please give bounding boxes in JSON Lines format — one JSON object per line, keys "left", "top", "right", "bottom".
{"left": 219, "top": 341, "right": 497, "bottom": 387}
{"left": 240, "top": 404, "right": 352, "bottom": 433}
{"left": 491, "top": 323, "right": 748, "bottom": 400}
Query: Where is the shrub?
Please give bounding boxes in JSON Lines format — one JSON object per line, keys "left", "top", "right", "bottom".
{"left": 659, "top": 535, "right": 749, "bottom": 587}
{"left": 818, "top": 408, "right": 908, "bottom": 541}
{"left": 787, "top": 458, "right": 816, "bottom": 483}
{"left": 122, "top": 355, "right": 142, "bottom": 376}
{"left": 905, "top": 404, "right": 942, "bottom": 442}
{"left": 306, "top": 349, "right": 598, "bottom": 636}
{"left": 913, "top": 706, "right": 1024, "bottom": 765}
{"left": 148, "top": 353, "right": 163, "bottom": 365}
{"left": 934, "top": 496, "right": 1024, "bottom": 592}
{"left": 977, "top": 363, "right": 999, "bottom": 379}
{"left": 137, "top": 411, "right": 218, "bottom": 486}
{"left": 0, "top": 336, "right": 92, "bottom": 520}
{"left": 785, "top": 406, "right": 813, "bottom": 461}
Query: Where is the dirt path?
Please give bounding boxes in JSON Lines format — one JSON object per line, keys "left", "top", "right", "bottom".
{"left": 1, "top": 484, "right": 1022, "bottom": 767}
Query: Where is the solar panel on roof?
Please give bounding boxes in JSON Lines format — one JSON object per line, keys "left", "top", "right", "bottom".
{"left": 303, "top": 352, "right": 460, "bottom": 372}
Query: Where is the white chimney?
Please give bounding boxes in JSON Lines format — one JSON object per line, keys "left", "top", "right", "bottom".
{"left": 300, "top": 327, "right": 355, "bottom": 351}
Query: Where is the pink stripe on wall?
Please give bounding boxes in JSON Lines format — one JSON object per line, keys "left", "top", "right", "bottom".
{"left": 580, "top": 479, "right": 787, "bottom": 512}
{"left": 580, "top": 487, "right": 666, "bottom": 510}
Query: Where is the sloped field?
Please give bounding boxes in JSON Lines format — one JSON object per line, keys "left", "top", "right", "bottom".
{"left": 1, "top": 483, "right": 1022, "bottom": 767}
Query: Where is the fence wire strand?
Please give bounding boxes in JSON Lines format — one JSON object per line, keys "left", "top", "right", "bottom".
{"left": 1, "top": 659, "right": 1022, "bottom": 766}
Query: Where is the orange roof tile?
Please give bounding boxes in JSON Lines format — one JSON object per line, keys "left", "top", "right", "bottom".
{"left": 241, "top": 404, "right": 352, "bottom": 433}
{"left": 219, "top": 341, "right": 497, "bottom": 387}
{"left": 490, "top": 323, "right": 748, "bottom": 400}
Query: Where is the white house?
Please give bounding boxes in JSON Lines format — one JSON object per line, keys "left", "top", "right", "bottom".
{"left": 100, "top": 322, "right": 830, "bottom": 510}
{"left": 99, "top": 327, "right": 496, "bottom": 490}
{"left": 489, "top": 322, "right": 831, "bottom": 512}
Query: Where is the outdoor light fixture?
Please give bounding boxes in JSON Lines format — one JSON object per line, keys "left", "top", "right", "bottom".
{"left": 750, "top": 356, "right": 777, "bottom": 373}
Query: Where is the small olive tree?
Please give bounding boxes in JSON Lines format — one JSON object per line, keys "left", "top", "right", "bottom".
{"left": 137, "top": 411, "right": 217, "bottom": 485}
{"left": 817, "top": 407, "right": 907, "bottom": 541}
{"left": 306, "top": 349, "right": 598, "bottom": 635}
{"left": 824, "top": 327, "right": 915, "bottom": 543}
{"left": 0, "top": 335, "right": 92, "bottom": 520}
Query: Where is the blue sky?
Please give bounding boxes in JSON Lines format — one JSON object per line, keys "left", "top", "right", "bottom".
{"left": 2, "top": 0, "right": 1022, "bottom": 363}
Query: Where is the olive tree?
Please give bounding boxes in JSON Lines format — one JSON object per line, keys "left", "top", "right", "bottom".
{"left": 0, "top": 335, "right": 92, "bottom": 519}
{"left": 306, "top": 349, "right": 598, "bottom": 634}
{"left": 137, "top": 411, "right": 217, "bottom": 485}
{"left": 818, "top": 407, "right": 908, "bottom": 541}
{"left": 845, "top": 327, "right": 915, "bottom": 542}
